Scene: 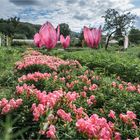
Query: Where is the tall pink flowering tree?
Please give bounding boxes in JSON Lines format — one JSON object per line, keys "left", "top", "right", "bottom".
{"left": 83, "top": 26, "right": 102, "bottom": 48}
{"left": 34, "top": 21, "right": 60, "bottom": 50}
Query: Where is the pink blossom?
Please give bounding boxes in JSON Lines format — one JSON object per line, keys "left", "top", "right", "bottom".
{"left": 112, "top": 82, "right": 117, "bottom": 88}
{"left": 16, "top": 99, "right": 23, "bottom": 106}
{"left": 114, "top": 132, "right": 121, "bottom": 140}
{"left": 0, "top": 98, "right": 8, "bottom": 107}
{"left": 76, "top": 114, "right": 117, "bottom": 139}
{"left": 46, "top": 125, "right": 56, "bottom": 139}
{"left": 134, "top": 137, "right": 139, "bottom": 140}
{"left": 127, "top": 111, "right": 136, "bottom": 120}
{"left": 119, "top": 111, "right": 137, "bottom": 126}
{"left": 90, "top": 95, "right": 95, "bottom": 101}
{"left": 65, "top": 91, "right": 79, "bottom": 102}
{"left": 31, "top": 104, "right": 45, "bottom": 121}
{"left": 9, "top": 99, "right": 17, "bottom": 108}
{"left": 89, "top": 84, "right": 98, "bottom": 91}
{"left": 83, "top": 86, "right": 88, "bottom": 91}
{"left": 108, "top": 110, "right": 116, "bottom": 119}
{"left": 57, "top": 109, "right": 72, "bottom": 122}
{"left": 1, "top": 104, "right": 11, "bottom": 114}
{"left": 126, "top": 85, "right": 136, "bottom": 92}
{"left": 80, "top": 91, "right": 87, "bottom": 98}
{"left": 18, "top": 72, "right": 51, "bottom": 82}
{"left": 118, "top": 84, "right": 124, "bottom": 90}
{"left": 87, "top": 99, "right": 93, "bottom": 106}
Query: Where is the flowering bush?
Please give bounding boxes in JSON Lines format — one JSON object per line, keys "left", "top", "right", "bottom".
{"left": 1, "top": 49, "right": 140, "bottom": 139}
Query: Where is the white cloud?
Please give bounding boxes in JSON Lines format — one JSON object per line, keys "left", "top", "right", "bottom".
{"left": 0, "top": 0, "right": 140, "bottom": 31}
{"left": 131, "top": 8, "right": 140, "bottom": 16}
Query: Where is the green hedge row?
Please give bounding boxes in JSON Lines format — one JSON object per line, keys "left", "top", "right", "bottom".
{"left": 48, "top": 49, "right": 140, "bottom": 83}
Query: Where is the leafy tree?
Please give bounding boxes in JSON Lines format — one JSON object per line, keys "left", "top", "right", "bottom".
{"left": 0, "top": 17, "right": 40, "bottom": 39}
{"left": 103, "top": 9, "right": 136, "bottom": 50}
{"left": 129, "top": 28, "right": 140, "bottom": 44}
{"left": 59, "top": 23, "right": 71, "bottom": 37}
{"left": 78, "top": 28, "right": 84, "bottom": 46}
{"left": 0, "top": 23, "right": 14, "bottom": 36}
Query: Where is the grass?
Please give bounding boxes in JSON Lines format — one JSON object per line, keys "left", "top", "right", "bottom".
{"left": 0, "top": 46, "right": 26, "bottom": 99}
{"left": 40, "top": 45, "right": 140, "bottom": 83}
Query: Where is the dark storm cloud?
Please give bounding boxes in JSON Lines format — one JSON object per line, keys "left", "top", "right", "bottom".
{"left": 66, "top": 0, "right": 77, "bottom": 4}
{"left": 73, "top": 13, "right": 90, "bottom": 20}
{"left": 9, "top": 0, "right": 40, "bottom": 6}
{"left": 79, "top": 0, "right": 86, "bottom": 6}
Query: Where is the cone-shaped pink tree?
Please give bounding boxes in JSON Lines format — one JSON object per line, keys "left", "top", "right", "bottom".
{"left": 83, "top": 26, "right": 101, "bottom": 48}
{"left": 60, "top": 35, "right": 70, "bottom": 49}
{"left": 34, "top": 21, "right": 60, "bottom": 50}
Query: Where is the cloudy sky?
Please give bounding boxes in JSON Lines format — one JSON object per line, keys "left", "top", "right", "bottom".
{"left": 1, "top": 0, "right": 140, "bottom": 32}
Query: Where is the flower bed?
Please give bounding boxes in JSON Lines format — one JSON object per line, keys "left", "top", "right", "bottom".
{"left": 0, "top": 50, "right": 140, "bottom": 139}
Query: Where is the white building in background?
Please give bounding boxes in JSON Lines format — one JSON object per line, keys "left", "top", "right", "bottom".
{"left": 12, "top": 39, "right": 61, "bottom": 44}
{"left": 12, "top": 39, "right": 34, "bottom": 44}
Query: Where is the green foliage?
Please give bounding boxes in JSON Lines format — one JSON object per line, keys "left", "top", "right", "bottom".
{"left": 129, "top": 28, "right": 140, "bottom": 44}
{"left": 103, "top": 9, "right": 135, "bottom": 34}
{"left": 13, "top": 33, "right": 27, "bottom": 39}
{"left": 59, "top": 23, "right": 71, "bottom": 37}
{"left": 0, "top": 17, "right": 40, "bottom": 39}
{"left": 103, "top": 9, "right": 136, "bottom": 49}
{"left": 49, "top": 48, "right": 140, "bottom": 83}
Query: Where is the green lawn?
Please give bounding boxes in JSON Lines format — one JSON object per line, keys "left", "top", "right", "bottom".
{"left": 0, "top": 46, "right": 26, "bottom": 98}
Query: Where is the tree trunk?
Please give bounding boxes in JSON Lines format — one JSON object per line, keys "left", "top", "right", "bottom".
{"left": 105, "top": 31, "right": 116, "bottom": 50}
{"left": 105, "top": 34, "right": 112, "bottom": 50}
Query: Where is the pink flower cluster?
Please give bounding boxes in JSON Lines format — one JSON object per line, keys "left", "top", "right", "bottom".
{"left": 89, "top": 84, "right": 98, "bottom": 91}
{"left": 40, "top": 125, "right": 56, "bottom": 139}
{"left": 57, "top": 109, "right": 72, "bottom": 122}
{"left": 111, "top": 81, "right": 140, "bottom": 94}
{"left": 31, "top": 103, "right": 45, "bottom": 121}
{"left": 76, "top": 114, "right": 121, "bottom": 139}
{"left": 15, "top": 50, "right": 81, "bottom": 71}
{"left": 18, "top": 72, "right": 51, "bottom": 82}
{"left": 44, "top": 90, "right": 63, "bottom": 108}
{"left": 16, "top": 54, "right": 68, "bottom": 71}
{"left": 108, "top": 110, "right": 116, "bottom": 119}
{"left": 16, "top": 84, "right": 35, "bottom": 95}
{"left": 119, "top": 111, "right": 137, "bottom": 128}
{"left": 16, "top": 84, "right": 63, "bottom": 109}
{"left": 65, "top": 91, "right": 80, "bottom": 102}
{"left": 87, "top": 95, "right": 96, "bottom": 106}
{"left": 0, "top": 98, "right": 22, "bottom": 114}
{"left": 46, "top": 125, "right": 56, "bottom": 139}
{"left": 74, "top": 107, "right": 88, "bottom": 120}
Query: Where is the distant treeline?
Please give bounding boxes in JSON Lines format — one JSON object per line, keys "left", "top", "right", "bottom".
{"left": 0, "top": 17, "right": 40, "bottom": 39}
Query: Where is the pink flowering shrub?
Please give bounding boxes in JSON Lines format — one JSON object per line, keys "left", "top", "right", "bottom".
{"left": 76, "top": 114, "right": 120, "bottom": 139}
{"left": 15, "top": 51, "right": 81, "bottom": 73}
{"left": 0, "top": 98, "right": 22, "bottom": 114}
{"left": 57, "top": 109, "right": 72, "bottom": 122}
{"left": 18, "top": 72, "right": 51, "bottom": 83}
{"left": 119, "top": 111, "right": 137, "bottom": 128}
